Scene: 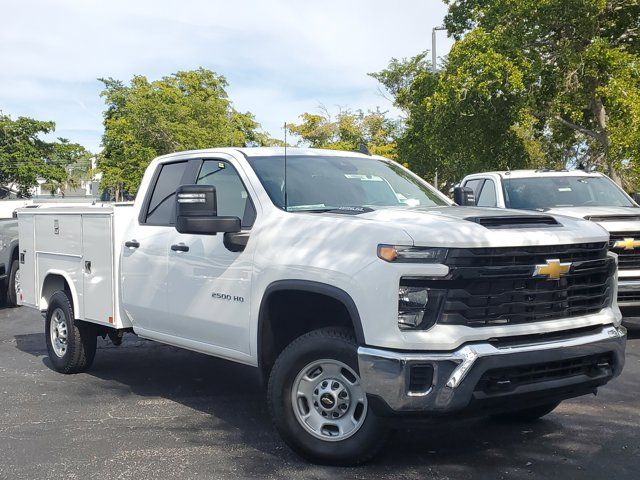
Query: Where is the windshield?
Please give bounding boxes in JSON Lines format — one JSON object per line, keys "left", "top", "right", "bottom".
{"left": 504, "top": 175, "right": 635, "bottom": 209}
{"left": 246, "top": 155, "right": 448, "bottom": 211}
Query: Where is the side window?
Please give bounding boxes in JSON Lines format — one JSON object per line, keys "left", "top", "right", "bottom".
{"left": 477, "top": 179, "right": 497, "bottom": 207}
{"left": 463, "top": 179, "right": 483, "bottom": 196}
{"left": 197, "top": 160, "right": 256, "bottom": 228}
{"left": 145, "top": 161, "right": 189, "bottom": 225}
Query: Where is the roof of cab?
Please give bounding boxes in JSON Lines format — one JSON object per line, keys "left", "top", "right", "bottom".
{"left": 235, "top": 147, "right": 374, "bottom": 158}
{"left": 467, "top": 169, "right": 605, "bottom": 179}
{"left": 155, "top": 147, "right": 378, "bottom": 162}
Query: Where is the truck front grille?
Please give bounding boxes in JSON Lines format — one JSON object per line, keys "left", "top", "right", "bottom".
{"left": 609, "top": 232, "right": 640, "bottom": 270}
{"left": 618, "top": 291, "right": 640, "bottom": 303}
{"left": 475, "top": 353, "right": 615, "bottom": 394}
{"left": 402, "top": 243, "right": 614, "bottom": 327}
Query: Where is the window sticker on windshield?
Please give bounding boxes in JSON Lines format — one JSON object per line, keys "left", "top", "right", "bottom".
{"left": 218, "top": 162, "right": 225, "bottom": 169}
{"left": 344, "top": 174, "right": 384, "bottom": 182}
{"left": 558, "top": 187, "right": 572, "bottom": 192}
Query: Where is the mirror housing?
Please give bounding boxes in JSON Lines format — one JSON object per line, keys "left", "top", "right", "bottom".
{"left": 453, "top": 186, "right": 476, "bottom": 206}
{"left": 175, "top": 185, "right": 241, "bottom": 235}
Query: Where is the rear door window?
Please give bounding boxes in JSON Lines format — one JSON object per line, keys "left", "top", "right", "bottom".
{"left": 145, "top": 162, "right": 189, "bottom": 225}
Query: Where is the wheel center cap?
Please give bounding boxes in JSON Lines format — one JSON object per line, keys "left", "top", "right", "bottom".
{"left": 320, "top": 393, "right": 335, "bottom": 409}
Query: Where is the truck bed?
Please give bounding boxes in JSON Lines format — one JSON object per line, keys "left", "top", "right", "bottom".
{"left": 17, "top": 204, "right": 134, "bottom": 329}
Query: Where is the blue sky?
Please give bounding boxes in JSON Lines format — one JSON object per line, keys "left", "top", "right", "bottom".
{"left": 0, "top": 0, "right": 454, "bottom": 152}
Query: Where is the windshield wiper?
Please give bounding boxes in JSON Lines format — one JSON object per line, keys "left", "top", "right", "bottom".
{"left": 292, "top": 206, "right": 374, "bottom": 214}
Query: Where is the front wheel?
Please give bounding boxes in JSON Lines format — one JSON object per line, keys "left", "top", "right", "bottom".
{"left": 267, "top": 328, "right": 388, "bottom": 465}
{"left": 45, "top": 290, "right": 97, "bottom": 374}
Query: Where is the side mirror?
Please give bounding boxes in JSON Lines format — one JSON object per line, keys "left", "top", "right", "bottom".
{"left": 175, "top": 185, "right": 241, "bottom": 235}
{"left": 453, "top": 186, "right": 476, "bottom": 206}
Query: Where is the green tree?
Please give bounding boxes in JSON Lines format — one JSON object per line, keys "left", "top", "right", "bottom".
{"left": 374, "top": 0, "right": 640, "bottom": 188}
{"left": 42, "top": 139, "right": 94, "bottom": 196}
{"left": 287, "top": 107, "right": 400, "bottom": 158}
{"left": 0, "top": 113, "right": 91, "bottom": 196}
{"left": 98, "top": 68, "right": 272, "bottom": 199}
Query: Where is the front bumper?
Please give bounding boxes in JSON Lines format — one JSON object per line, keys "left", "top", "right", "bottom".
{"left": 358, "top": 325, "right": 626, "bottom": 414}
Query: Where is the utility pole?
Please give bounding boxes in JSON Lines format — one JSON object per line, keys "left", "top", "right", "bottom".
{"left": 432, "top": 25, "right": 447, "bottom": 189}
{"left": 432, "top": 25, "right": 447, "bottom": 73}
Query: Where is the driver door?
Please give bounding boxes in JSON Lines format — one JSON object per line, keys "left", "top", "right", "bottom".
{"left": 165, "top": 158, "right": 257, "bottom": 356}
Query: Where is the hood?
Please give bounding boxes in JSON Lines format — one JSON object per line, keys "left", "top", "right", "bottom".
{"left": 345, "top": 206, "right": 609, "bottom": 248}
{"left": 544, "top": 206, "right": 640, "bottom": 233}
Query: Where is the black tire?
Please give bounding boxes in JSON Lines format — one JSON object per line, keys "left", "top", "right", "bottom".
{"left": 267, "top": 327, "right": 388, "bottom": 466}
{"left": 6, "top": 259, "right": 19, "bottom": 307}
{"left": 45, "top": 290, "right": 97, "bottom": 374}
{"left": 490, "top": 401, "right": 561, "bottom": 423}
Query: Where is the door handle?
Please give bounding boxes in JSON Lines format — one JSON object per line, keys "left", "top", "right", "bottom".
{"left": 171, "top": 243, "right": 189, "bottom": 253}
{"left": 125, "top": 240, "right": 140, "bottom": 248}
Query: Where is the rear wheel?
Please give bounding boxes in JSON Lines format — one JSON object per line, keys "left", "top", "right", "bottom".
{"left": 490, "top": 401, "right": 561, "bottom": 423}
{"left": 45, "top": 290, "right": 97, "bottom": 374}
{"left": 268, "top": 327, "right": 388, "bottom": 465}
{"left": 6, "top": 259, "right": 19, "bottom": 307}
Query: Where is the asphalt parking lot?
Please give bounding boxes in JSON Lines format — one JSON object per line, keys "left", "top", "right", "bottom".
{"left": 1, "top": 305, "right": 638, "bottom": 480}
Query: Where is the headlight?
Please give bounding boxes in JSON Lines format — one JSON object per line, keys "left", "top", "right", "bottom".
{"left": 378, "top": 245, "right": 447, "bottom": 263}
{"left": 398, "top": 282, "right": 446, "bottom": 330}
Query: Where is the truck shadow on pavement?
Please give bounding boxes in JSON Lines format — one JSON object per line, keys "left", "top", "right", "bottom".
{"left": 12, "top": 331, "right": 640, "bottom": 479}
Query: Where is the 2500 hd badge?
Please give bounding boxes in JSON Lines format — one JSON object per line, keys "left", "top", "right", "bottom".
{"left": 211, "top": 292, "right": 244, "bottom": 302}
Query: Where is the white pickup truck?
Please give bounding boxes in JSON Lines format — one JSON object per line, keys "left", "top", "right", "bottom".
{"left": 460, "top": 169, "right": 640, "bottom": 327}
{"left": 18, "top": 148, "right": 626, "bottom": 465}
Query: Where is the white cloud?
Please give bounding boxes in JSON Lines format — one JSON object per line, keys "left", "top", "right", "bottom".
{"left": 0, "top": 0, "right": 455, "bottom": 151}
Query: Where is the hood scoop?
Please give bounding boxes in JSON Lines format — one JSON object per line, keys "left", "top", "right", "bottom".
{"left": 586, "top": 214, "right": 640, "bottom": 222}
{"left": 465, "top": 215, "right": 560, "bottom": 229}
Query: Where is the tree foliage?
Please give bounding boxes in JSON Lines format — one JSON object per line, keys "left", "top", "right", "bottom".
{"left": 373, "top": 0, "right": 640, "bottom": 188}
{"left": 0, "top": 113, "right": 91, "bottom": 196}
{"left": 98, "top": 68, "right": 273, "bottom": 198}
{"left": 287, "top": 107, "right": 400, "bottom": 158}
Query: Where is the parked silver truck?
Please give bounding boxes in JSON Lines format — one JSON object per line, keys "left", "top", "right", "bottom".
{"left": 459, "top": 169, "right": 640, "bottom": 327}
{"left": 0, "top": 217, "right": 20, "bottom": 307}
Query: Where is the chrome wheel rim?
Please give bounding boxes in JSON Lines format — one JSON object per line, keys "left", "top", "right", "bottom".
{"left": 291, "top": 359, "right": 368, "bottom": 442}
{"left": 50, "top": 308, "right": 68, "bottom": 357}
{"left": 13, "top": 267, "right": 20, "bottom": 298}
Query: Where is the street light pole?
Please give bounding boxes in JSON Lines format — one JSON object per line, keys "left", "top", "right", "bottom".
{"left": 432, "top": 25, "right": 447, "bottom": 189}
{"left": 431, "top": 25, "right": 447, "bottom": 73}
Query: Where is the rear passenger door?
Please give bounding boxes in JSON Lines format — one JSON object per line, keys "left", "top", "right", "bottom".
{"left": 120, "top": 160, "right": 191, "bottom": 332}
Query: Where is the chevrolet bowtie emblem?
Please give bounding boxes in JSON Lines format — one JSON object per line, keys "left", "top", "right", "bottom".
{"left": 534, "top": 259, "right": 571, "bottom": 280}
{"left": 613, "top": 238, "right": 640, "bottom": 250}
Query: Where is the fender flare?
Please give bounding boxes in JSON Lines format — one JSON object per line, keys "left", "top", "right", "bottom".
{"left": 40, "top": 269, "right": 81, "bottom": 317}
{"left": 257, "top": 279, "right": 366, "bottom": 370}
{"left": 9, "top": 240, "right": 19, "bottom": 261}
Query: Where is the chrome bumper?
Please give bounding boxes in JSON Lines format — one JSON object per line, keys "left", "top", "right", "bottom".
{"left": 358, "top": 325, "right": 627, "bottom": 413}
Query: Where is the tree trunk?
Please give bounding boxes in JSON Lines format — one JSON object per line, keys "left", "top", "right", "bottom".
{"left": 591, "top": 95, "right": 617, "bottom": 183}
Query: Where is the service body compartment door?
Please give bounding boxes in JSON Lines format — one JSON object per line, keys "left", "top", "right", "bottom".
{"left": 82, "top": 215, "right": 114, "bottom": 324}
{"left": 34, "top": 214, "right": 82, "bottom": 256}
{"left": 17, "top": 214, "right": 35, "bottom": 307}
